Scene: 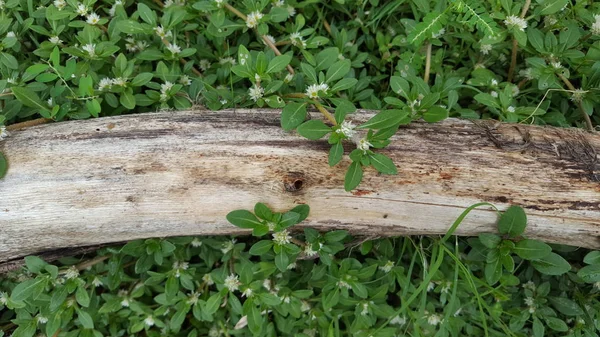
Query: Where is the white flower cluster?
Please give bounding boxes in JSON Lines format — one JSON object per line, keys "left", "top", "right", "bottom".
{"left": 591, "top": 15, "right": 600, "bottom": 35}
{"left": 214, "top": 0, "right": 225, "bottom": 8}
{"left": 203, "top": 273, "right": 214, "bottom": 285}
{"left": 75, "top": 3, "right": 88, "bottom": 16}
{"left": 504, "top": 15, "right": 527, "bottom": 31}
{"left": 480, "top": 44, "right": 492, "bottom": 55}
{"left": 49, "top": 36, "right": 63, "bottom": 45}
{"left": 426, "top": 312, "right": 443, "bottom": 326}
{"left": 172, "top": 261, "right": 189, "bottom": 277}
{"left": 81, "top": 43, "right": 96, "bottom": 57}
{"left": 390, "top": 315, "right": 407, "bottom": 326}
{"left": 224, "top": 273, "right": 241, "bottom": 292}
{"left": 86, "top": 12, "right": 100, "bottom": 25}
{"left": 356, "top": 137, "right": 373, "bottom": 154}
{"left": 160, "top": 81, "right": 174, "bottom": 102}
{"left": 378, "top": 260, "right": 394, "bottom": 273}
{"left": 524, "top": 296, "right": 536, "bottom": 313}
{"left": 154, "top": 25, "right": 173, "bottom": 39}
{"left": 305, "top": 83, "right": 329, "bottom": 99}
{"left": 570, "top": 88, "right": 586, "bottom": 103}
{"left": 219, "top": 57, "right": 236, "bottom": 66}
{"left": 199, "top": 59, "right": 211, "bottom": 71}
{"left": 53, "top": 0, "right": 66, "bottom": 10}
{"left": 164, "top": 0, "right": 186, "bottom": 7}
{"left": 248, "top": 85, "right": 264, "bottom": 102}
{"left": 167, "top": 43, "right": 181, "bottom": 55}
{"left": 335, "top": 121, "right": 356, "bottom": 138}
{"left": 109, "top": 0, "right": 123, "bottom": 17}
{"left": 0, "top": 126, "right": 10, "bottom": 141}
{"left": 272, "top": 229, "right": 292, "bottom": 245}
{"left": 246, "top": 11, "right": 264, "bottom": 28}
{"left": 144, "top": 316, "right": 155, "bottom": 327}
{"left": 221, "top": 238, "right": 236, "bottom": 254}
{"left": 64, "top": 266, "right": 80, "bottom": 279}
{"left": 125, "top": 36, "right": 148, "bottom": 52}
{"left": 97, "top": 77, "right": 129, "bottom": 91}
{"left": 290, "top": 32, "right": 307, "bottom": 48}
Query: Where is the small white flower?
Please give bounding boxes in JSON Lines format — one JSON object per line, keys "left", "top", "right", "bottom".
{"left": 427, "top": 282, "right": 435, "bottom": 292}
{"left": 301, "top": 301, "right": 311, "bottom": 311}
{"left": 0, "top": 292, "right": 8, "bottom": 305}
{"left": 454, "top": 308, "right": 462, "bottom": 316}
{"left": 528, "top": 306, "right": 536, "bottom": 313}
{"left": 125, "top": 37, "right": 138, "bottom": 52}
{"left": 144, "top": 315, "right": 155, "bottom": 327}
{"left": 160, "top": 81, "right": 174, "bottom": 94}
{"left": 53, "top": 0, "right": 66, "bottom": 10}
{"left": 154, "top": 25, "right": 173, "bottom": 39}
{"left": 522, "top": 280, "right": 536, "bottom": 290}
{"left": 0, "top": 126, "right": 10, "bottom": 141}
{"left": 287, "top": 262, "right": 296, "bottom": 270}
{"left": 248, "top": 85, "right": 264, "bottom": 102}
{"left": 511, "top": 86, "right": 520, "bottom": 97}
{"left": 112, "top": 77, "right": 127, "bottom": 87}
{"left": 172, "top": 261, "right": 189, "bottom": 277}
{"left": 203, "top": 273, "right": 214, "bottom": 285}
{"left": 91, "top": 277, "right": 103, "bottom": 287}
{"left": 160, "top": 93, "right": 168, "bottom": 102}
{"left": 507, "top": 106, "right": 515, "bottom": 113}
{"left": 7, "top": 77, "right": 17, "bottom": 84}
{"left": 290, "top": 32, "right": 305, "bottom": 48}
{"left": 490, "top": 91, "right": 498, "bottom": 98}
{"left": 167, "top": 43, "right": 181, "bottom": 55}
{"left": 360, "top": 303, "right": 369, "bottom": 316}
{"left": 6, "top": 31, "right": 15, "bottom": 38}
{"left": 219, "top": 57, "right": 236, "bottom": 65}
{"left": 490, "top": 79, "right": 498, "bottom": 86}
{"left": 591, "top": 15, "right": 600, "bottom": 35}
{"left": 47, "top": 98, "right": 53, "bottom": 107}
{"left": 390, "top": 315, "right": 406, "bottom": 325}
{"left": 480, "top": 44, "right": 492, "bottom": 55}
{"left": 208, "top": 327, "right": 220, "bottom": 337}
{"left": 284, "top": 73, "right": 294, "bottom": 83}
{"left": 190, "top": 238, "right": 202, "bottom": 247}
{"left": 273, "top": 0, "right": 284, "bottom": 6}
{"left": 441, "top": 281, "right": 452, "bottom": 294}
{"left": 504, "top": 15, "right": 527, "bottom": 32}
{"left": 281, "top": 295, "right": 291, "bottom": 303}
{"left": 287, "top": 5, "right": 295, "bottom": 17}
{"left": 431, "top": 28, "right": 445, "bottom": 39}
{"left": 474, "top": 63, "right": 486, "bottom": 70}
{"left": 214, "top": 0, "right": 225, "bottom": 8}
{"left": 187, "top": 292, "right": 200, "bottom": 305}
{"left": 519, "top": 68, "right": 534, "bottom": 80}
{"left": 136, "top": 40, "right": 148, "bottom": 51}
{"left": 263, "top": 279, "right": 272, "bottom": 290}
{"left": 263, "top": 35, "right": 276, "bottom": 45}
{"left": 304, "top": 244, "right": 318, "bottom": 257}
{"left": 356, "top": 138, "right": 373, "bottom": 154}
{"left": 335, "top": 120, "right": 356, "bottom": 138}
{"left": 199, "top": 59, "right": 211, "bottom": 71}
{"left": 75, "top": 3, "right": 89, "bottom": 16}
{"left": 224, "top": 274, "right": 241, "bottom": 292}
{"left": 524, "top": 297, "right": 535, "bottom": 306}
{"left": 86, "top": 12, "right": 100, "bottom": 25}
{"left": 379, "top": 260, "right": 394, "bottom": 273}
{"left": 98, "top": 78, "right": 112, "bottom": 91}
{"left": 81, "top": 43, "right": 96, "bottom": 57}
{"left": 242, "top": 288, "right": 253, "bottom": 298}
{"left": 221, "top": 239, "right": 236, "bottom": 254}
{"left": 220, "top": 99, "right": 228, "bottom": 105}
{"left": 37, "top": 315, "right": 48, "bottom": 324}
{"left": 272, "top": 230, "right": 292, "bottom": 245}
{"left": 336, "top": 280, "right": 352, "bottom": 289}
{"left": 120, "top": 298, "right": 130, "bottom": 307}
{"left": 427, "top": 313, "right": 442, "bottom": 326}
{"left": 246, "top": 11, "right": 264, "bottom": 28}
{"left": 64, "top": 266, "right": 79, "bottom": 279}
{"left": 551, "top": 61, "right": 562, "bottom": 69}
{"left": 49, "top": 36, "right": 62, "bottom": 45}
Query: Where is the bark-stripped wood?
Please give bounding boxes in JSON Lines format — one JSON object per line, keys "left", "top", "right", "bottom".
{"left": 1, "top": 109, "right": 599, "bottom": 267}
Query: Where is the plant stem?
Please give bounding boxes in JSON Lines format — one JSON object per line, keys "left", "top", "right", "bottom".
{"left": 424, "top": 42, "right": 432, "bottom": 83}
{"left": 76, "top": 254, "right": 111, "bottom": 270}
{"left": 6, "top": 118, "right": 52, "bottom": 131}
{"left": 313, "top": 101, "right": 337, "bottom": 126}
{"left": 323, "top": 18, "right": 332, "bottom": 36}
{"left": 224, "top": 3, "right": 246, "bottom": 20}
{"left": 506, "top": 0, "right": 531, "bottom": 83}
{"left": 159, "top": 37, "right": 203, "bottom": 77}
{"left": 557, "top": 73, "right": 595, "bottom": 132}
{"left": 283, "top": 93, "right": 306, "bottom": 98}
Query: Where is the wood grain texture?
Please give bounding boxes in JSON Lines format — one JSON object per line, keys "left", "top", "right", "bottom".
{"left": 1, "top": 109, "right": 599, "bottom": 266}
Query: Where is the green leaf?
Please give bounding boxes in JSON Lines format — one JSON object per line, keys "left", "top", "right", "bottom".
{"left": 279, "top": 211, "right": 300, "bottom": 229}
{"left": 86, "top": 99, "right": 101, "bottom": 118}
{"left": 357, "top": 109, "right": 408, "bottom": 129}
{"left": 137, "top": 3, "right": 156, "bottom": 25}
{"left": 249, "top": 240, "right": 273, "bottom": 255}
{"left": 116, "top": 20, "right": 148, "bottom": 34}
{"left": 24, "top": 256, "right": 47, "bottom": 274}
{"left": 324, "top": 230, "right": 347, "bottom": 243}
{"left": 297, "top": 120, "right": 331, "bottom": 140}
{"left": 269, "top": 6, "right": 289, "bottom": 22}
{"left": 478, "top": 233, "right": 501, "bottom": 249}
{"left": 226, "top": 210, "right": 262, "bottom": 229}
{"left": 254, "top": 203, "right": 273, "bottom": 221}
{"left": 329, "top": 142, "right": 343, "bottom": 167}
{"left": 289, "top": 204, "right": 310, "bottom": 222}
{"left": 514, "top": 239, "right": 552, "bottom": 260}
{"left": 300, "top": 63, "right": 317, "bottom": 84}
{"left": 11, "top": 278, "right": 46, "bottom": 302}
{"left": 131, "top": 73, "right": 153, "bottom": 87}
{"left": 531, "top": 252, "right": 571, "bottom": 275}
{"left": 165, "top": 275, "right": 179, "bottom": 300}
{"left": 281, "top": 102, "right": 306, "bottom": 130}
{"left": 545, "top": 317, "right": 568, "bottom": 332}
{"left": 76, "top": 285, "right": 90, "bottom": 307}
{"left": 325, "top": 60, "right": 351, "bottom": 83}
{"left": 275, "top": 252, "right": 289, "bottom": 271}
{"left": 77, "top": 309, "right": 94, "bottom": 329}
{"left": 331, "top": 78, "right": 358, "bottom": 92}
{"left": 497, "top": 205, "right": 527, "bottom": 237}
{"left": 422, "top": 106, "right": 448, "bottom": 123}
{"left": 369, "top": 153, "right": 397, "bottom": 174}
{"left": 539, "top": 0, "right": 569, "bottom": 15}
{"left": 583, "top": 251, "right": 600, "bottom": 265}
{"left": 344, "top": 161, "right": 363, "bottom": 191}
{"left": 266, "top": 54, "right": 292, "bottom": 74}
{"left": 204, "top": 293, "right": 222, "bottom": 315}
{"left": 120, "top": 91, "right": 136, "bottom": 110}
{"left": 0, "top": 152, "right": 6, "bottom": 179}
{"left": 548, "top": 297, "right": 584, "bottom": 316}
{"left": 0, "top": 52, "right": 18, "bottom": 69}
{"left": 532, "top": 317, "right": 544, "bottom": 337}
{"left": 474, "top": 93, "right": 500, "bottom": 109}
{"left": 484, "top": 258, "right": 502, "bottom": 285}
{"left": 11, "top": 87, "right": 51, "bottom": 112}
{"left": 577, "top": 264, "right": 600, "bottom": 283}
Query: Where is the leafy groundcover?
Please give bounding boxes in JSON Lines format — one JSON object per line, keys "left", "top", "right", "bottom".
{"left": 1, "top": 0, "right": 599, "bottom": 336}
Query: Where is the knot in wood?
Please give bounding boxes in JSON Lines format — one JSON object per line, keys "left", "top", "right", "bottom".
{"left": 283, "top": 172, "right": 305, "bottom": 192}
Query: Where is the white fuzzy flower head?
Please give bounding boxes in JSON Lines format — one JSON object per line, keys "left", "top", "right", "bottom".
{"left": 480, "top": 44, "right": 492, "bottom": 55}
{"left": 49, "top": 36, "right": 62, "bottom": 45}
{"left": 65, "top": 266, "right": 79, "bottom": 279}
{"left": 272, "top": 230, "right": 292, "bottom": 245}
{"left": 214, "top": 0, "right": 225, "bottom": 8}
{"left": 172, "top": 261, "right": 189, "bottom": 277}
{"left": 160, "top": 93, "right": 168, "bottom": 102}
{"left": 219, "top": 57, "right": 236, "bottom": 66}
{"left": 199, "top": 59, "right": 211, "bottom": 71}
{"left": 551, "top": 61, "right": 562, "bottom": 69}
{"left": 432, "top": 28, "right": 445, "bottom": 39}
{"left": 519, "top": 68, "right": 534, "bottom": 80}
{"left": 167, "top": 43, "right": 181, "bottom": 55}
{"left": 490, "top": 79, "right": 498, "bottom": 86}
{"left": 6, "top": 31, "right": 15, "bottom": 38}
{"left": 304, "top": 244, "right": 318, "bottom": 257}
{"left": 490, "top": 91, "right": 498, "bottom": 98}
{"left": 53, "top": 0, "right": 66, "bottom": 10}
{"left": 360, "top": 303, "right": 369, "bottom": 316}
{"left": 224, "top": 274, "right": 241, "bottom": 292}
{"left": 427, "top": 282, "right": 435, "bottom": 292}
{"left": 379, "top": 260, "right": 394, "bottom": 273}
{"left": 7, "top": 77, "right": 17, "bottom": 84}
{"left": 284, "top": 73, "right": 294, "bottom": 83}
{"left": 120, "top": 298, "right": 130, "bottom": 307}
{"left": 75, "top": 3, "right": 89, "bottom": 16}
{"left": 112, "top": 77, "right": 127, "bottom": 87}
{"left": 191, "top": 238, "right": 202, "bottom": 247}
{"left": 179, "top": 75, "right": 192, "bottom": 86}
{"left": 427, "top": 313, "right": 442, "bottom": 326}
{"left": 0, "top": 126, "right": 10, "bottom": 141}
{"left": 221, "top": 239, "right": 236, "bottom": 254}
{"left": 98, "top": 78, "right": 112, "bottom": 91}
{"left": 335, "top": 121, "right": 356, "bottom": 138}
{"left": 336, "top": 280, "right": 352, "bottom": 289}
{"left": 504, "top": 15, "right": 527, "bottom": 31}
{"left": 390, "top": 315, "right": 406, "bottom": 326}
{"left": 246, "top": 11, "right": 264, "bottom": 28}
{"left": 356, "top": 138, "right": 373, "bottom": 154}
{"left": 263, "top": 35, "right": 276, "bottom": 45}
{"left": 273, "top": 0, "right": 284, "bottom": 7}
{"left": 82, "top": 44, "right": 96, "bottom": 57}
{"left": 92, "top": 277, "right": 103, "bottom": 287}
{"left": 287, "top": 5, "right": 296, "bottom": 17}
{"left": 0, "top": 292, "right": 7, "bottom": 305}
{"left": 290, "top": 32, "right": 306, "bottom": 48}
{"left": 301, "top": 300, "right": 311, "bottom": 311}
{"left": 203, "top": 273, "right": 214, "bottom": 285}
{"left": 522, "top": 280, "right": 536, "bottom": 290}
{"left": 248, "top": 85, "right": 264, "bottom": 102}
{"left": 86, "top": 12, "right": 100, "bottom": 25}
{"left": 591, "top": 15, "right": 600, "bottom": 35}
{"left": 242, "top": 288, "right": 253, "bottom": 298}
{"left": 144, "top": 316, "right": 155, "bottom": 327}
{"left": 161, "top": 81, "right": 174, "bottom": 94}
{"left": 37, "top": 315, "right": 48, "bottom": 324}
{"left": 154, "top": 25, "right": 172, "bottom": 39}
{"left": 524, "top": 296, "right": 535, "bottom": 306}
{"left": 507, "top": 106, "right": 516, "bottom": 113}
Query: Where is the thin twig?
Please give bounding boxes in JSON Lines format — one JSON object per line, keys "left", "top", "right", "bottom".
{"left": 423, "top": 43, "right": 432, "bottom": 83}
{"left": 6, "top": 118, "right": 52, "bottom": 131}
{"left": 313, "top": 101, "right": 337, "bottom": 126}
{"left": 557, "top": 73, "right": 595, "bottom": 132}
{"left": 506, "top": 0, "right": 531, "bottom": 83}
{"left": 76, "top": 254, "right": 111, "bottom": 270}
{"left": 323, "top": 18, "right": 332, "bottom": 36}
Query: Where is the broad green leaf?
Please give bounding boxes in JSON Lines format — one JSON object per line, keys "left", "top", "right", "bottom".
{"left": 76, "top": 285, "right": 90, "bottom": 307}
{"left": 137, "top": 3, "right": 156, "bottom": 25}
{"left": 165, "top": 275, "right": 179, "bottom": 300}
{"left": 11, "top": 277, "right": 46, "bottom": 302}
{"left": 344, "top": 161, "right": 363, "bottom": 191}
{"left": 422, "top": 106, "right": 448, "bottom": 123}
{"left": 584, "top": 251, "right": 600, "bottom": 265}
{"left": 116, "top": 20, "right": 148, "bottom": 34}
{"left": 254, "top": 203, "right": 273, "bottom": 221}
{"left": 120, "top": 91, "right": 136, "bottom": 109}
{"left": 11, "top": 87, "right": 51, "bottom": 112}
{"left": 514, "top": 239, "right": 551, "bottom": 260}
{"left": 281, "top": 102, "right": 306, "bottom": 130}
{"left": 577, "top": 264, "right": 600, "bottom": 283}
{"left": 497, "top": 205, "right": 527, "bottom": 237}
{"left": 249, "top": 240, "right": 273, "bottom": 255}
{"left": 484, "top": 258, "right": 502, "bottom": 285}
{"left": 369, "top": 153, "right": 397, "bottom": 174}
{"left": 478, "top": 233, "right": 501, "bottom": 249}
{"left": 300, "top": 63, "right": 317, "bottom": 84}
{"left": 533, "top": 317, "right": 544, "bottom": 337}
{"left": 77, "top": 309, "right": 94, "bottom": 329}
{"left": 545, "top": 317, "right": 568, "bottom": 332}
{"left": 0, "top": 52, "right": 18, "bottom": 69}
{"left": 390, "top": 76, "right": 410, "bottom": 97}
{"left": 548, "top": 297, "right": 584, "bottom": 316}
{"left": 24, "top": 256, "right": 47, "bottom": 274}
{"left": 86, "top": 99, "right": 101, "bottom": 118}
{"left": 131, "top": 73, "right": 153, "bottom": 87}
{"left": 266, "top": 55, "right": 292, "bottom": 74}
{"left": 331, "top": 78, "right": 358, "bottom": 92}
{"left": 279, "top": 211, "right": 300, "bottom": 229}
{"left": 357, "top": 109, "right": 408, "bottom": 129}
{"left": 226, "top": 210, "right": 262, "bottom": 228}
{"left": 531, "top": 252, "right": 571, "bottom": 275}
{"left": 275, "top": 252, "right": 289, "bottom": 271}
{"left": 539, "top": 0, "right": 569, "bottom": 15}
{"left": 329, "top": 142, "right": 343, "bottom": 166}
{"left": 325, "top": 60, "right": 351, "bottom": 83}
{"left": 297, "top": 120, "right": 331, "bottom": 140}
{"left": 289, "top": 204, "right": 310, "bottom": 222}
{"left": 474, "top": 93, "right": 500, "bottom": 109}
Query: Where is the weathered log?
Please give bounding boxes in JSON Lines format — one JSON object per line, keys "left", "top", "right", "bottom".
{"left": 1, "top": 109, "right": 599, "bottom": 268}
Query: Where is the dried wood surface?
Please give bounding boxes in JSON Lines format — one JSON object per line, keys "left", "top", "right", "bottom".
{"left": 1, "top": 109, "right": 599, "bottom": 268}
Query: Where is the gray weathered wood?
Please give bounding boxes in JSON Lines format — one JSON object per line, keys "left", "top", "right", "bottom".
{"left": 1, "top": 109, "right": 599, "bottom": 266}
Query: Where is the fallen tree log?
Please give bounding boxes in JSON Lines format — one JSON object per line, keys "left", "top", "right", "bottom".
{"left": 1, "top": 109, "right": 599, "bottom": 268}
